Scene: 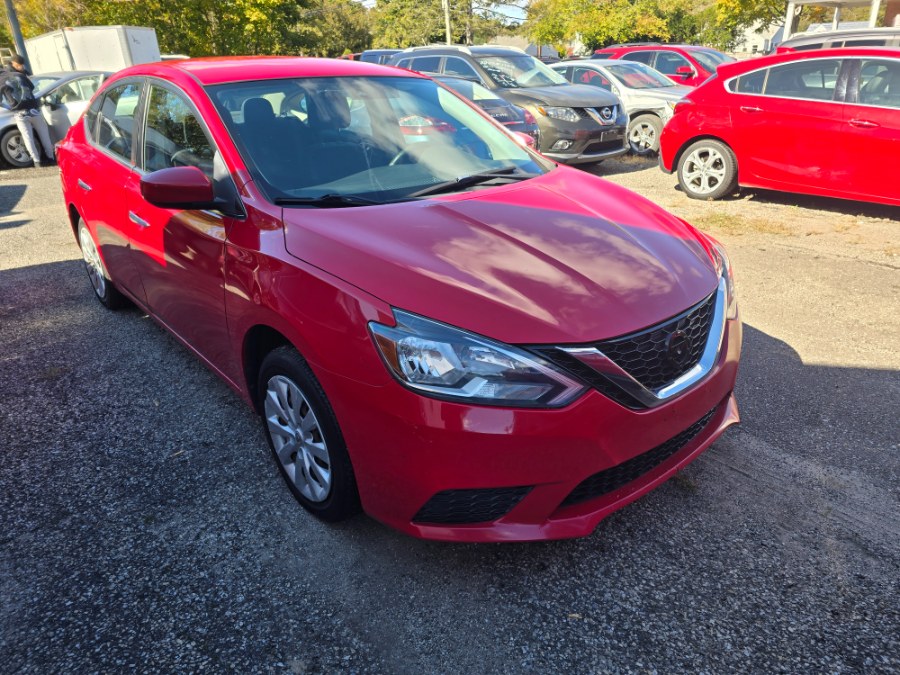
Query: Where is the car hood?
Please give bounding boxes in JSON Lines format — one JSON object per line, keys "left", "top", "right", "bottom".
{"left": 281, "top": 168, "right": 718, "bottom": 344}
{"left": 500, "top": 84, "right": 620, "bottom": 108}
{"left": 638, "top": 85, "right": 692, "bottom": 102}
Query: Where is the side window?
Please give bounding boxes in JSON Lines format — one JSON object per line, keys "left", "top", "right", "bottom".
{"left": 84, "top": 95, "right": 102, "bottom": 142}
{"left": 858, "top": 59, "right": 900, "bottom": 108}
{"left": 443, "top": 57, "right": 479, "bottom": 79}
{"left": 574, "top": 67, "right": 611, "bottom": 90}
{"left": 655, "top": 52, "right": 691, "bottom": 76}
{"left": 48, "top": 75, "right": 103, "bottom": 106}
{"left": 396, "top": 58, "right": 412, "bottom": 70}
{"left": 96, "top": 82, "right": 143, "bottom": 162}
{"left": 74, "top": 75, "right": 103, "bottom": 101}
{"left": 793, "top": 42, "right": 824, "bottom": 51}
{"left": 621, "top": 51, "right": 654, "bottom": 66}
{"left": 410, "top": 56, "right": 441, "bottom": 73}
{"left": 764, "top": 59, "right": 841, "bottom": 101}
{"left": 142, "top": 85, "right": 215, "bottom": 177}
{"left": 734, "top": 69, "right": 767, "bottom": 94}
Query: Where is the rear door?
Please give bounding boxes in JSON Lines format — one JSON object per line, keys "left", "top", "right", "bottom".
{"left": 123, "top": 80, "right": 240, "bottom": 379}
{"left": 837, "top": 57, "right": 900, "bottom": 203}
{"left": 728, "top": 57, "right": 846, "bottom": 191}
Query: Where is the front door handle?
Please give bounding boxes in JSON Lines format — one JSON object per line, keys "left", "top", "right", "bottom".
{"left": 740, "top": 106, "right": 763, "bottom": 113}
{"left": 128, "top": 211, "right": 150, "bottom": 228}
{"left": 849, "top": 118, "right": 879, "bottom": 129}
{"left": 77, "top": 178, "right": 92, "bottom": 192}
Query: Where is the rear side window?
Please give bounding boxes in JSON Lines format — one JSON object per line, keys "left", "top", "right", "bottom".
{"left": 734, "top": 69, "right": 767, "bottom": 94}
{"left": 443, "top": 57, "right": 478, "bottom": 79}
{"left": 621, "top": 51, "right": 655, "bottom": 66}
{"left": 410, "top": 56, "right": 441, "bottom": 73}
{"left": 793, "top": 42, "right": 824, "bottom": 51}
{"left": 858, "top": 59, "right": 900, "bottom": 108}
{"left": 95, "top": 82, "right": 143, "bottom": 162}
{"left": 764, "top": 59, "right": 841, "bottom": 100}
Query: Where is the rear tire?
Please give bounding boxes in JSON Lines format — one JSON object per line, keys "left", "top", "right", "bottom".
{"left": 258, "top": 346, "right": 361, "bottom": 522}
{"left": 1, "top": 127, "right": 32, "bottom": 168}
{"left": 676, "top": 139, "right": 738, "bottom": 200}
{"left": 77, "top": 220, "right": 128, "bottom": 309}
{"left": 627, "top": 114, "right": 663, "bottom": 155}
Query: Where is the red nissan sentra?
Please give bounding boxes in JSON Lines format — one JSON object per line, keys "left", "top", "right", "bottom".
{"left": 59, "top": 58, "right": 741, "bottom": 542}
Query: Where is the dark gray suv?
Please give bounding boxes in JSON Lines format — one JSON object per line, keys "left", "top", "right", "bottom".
{"left": 388, "top": 45, "right": 627, "bottom": 164}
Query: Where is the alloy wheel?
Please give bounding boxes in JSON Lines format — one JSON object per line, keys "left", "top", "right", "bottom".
{"left": 682, "top": 147, "right": 728, "bottom": 195}
{"left": 628, "top": 122, "right": 657, "bottom": 153}
{"left": 264, "top": 374, "right": 332, "bottom": 503}
{"left": 5, "top": 133, "right": 30, "bottom": 165}
{"left": 79, "top": 225, "right": 107, "bottom": 298}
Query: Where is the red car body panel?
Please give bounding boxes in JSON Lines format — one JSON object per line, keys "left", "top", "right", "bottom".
{"left": 659, "top": 47, "right": 900, "bottom": 207}
{"left": 58, "top": 57, "right": 742, "bottom": 542}
{"left": 592, "top": 46, "right": 723, "bottom": 87}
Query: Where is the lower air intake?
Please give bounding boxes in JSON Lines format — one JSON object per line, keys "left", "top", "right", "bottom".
{"left": 413, "top": 486, "right": 532, "bottom": 525}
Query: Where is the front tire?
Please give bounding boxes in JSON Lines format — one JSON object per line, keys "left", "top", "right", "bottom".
{"left": 676, "top": 139, "right": 738, "bottom": 200}
{"left": 77, "top": 220, "right": 127, "bottom": 309}
{"left": 258, "top": 346, "right": 361, "bottom": 522}
{"left": 1, "top": 128, "right": 32, "bottom": 168}
{"left": 628, "top": 114, "right": 663, "bottom": 155}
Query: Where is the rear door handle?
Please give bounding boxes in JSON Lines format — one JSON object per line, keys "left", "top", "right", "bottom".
{"left": 128, "top": 211, "right": 150, "bottom": 228}
{"left": 740, "top": 106, "right": 763, "bottom": 113}
{"left": 77, "top": 178, "right": 91, "bottom": 191}
{"left": 849, "top": 118, "right": 879, "bottom": 128}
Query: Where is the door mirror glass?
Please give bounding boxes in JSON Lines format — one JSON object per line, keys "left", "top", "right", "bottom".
{"left": 141, "top": 166, "right": 216, "bottom": 209}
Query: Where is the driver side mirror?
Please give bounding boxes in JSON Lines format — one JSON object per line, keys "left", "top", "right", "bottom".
{"left": 141, "top": 166, "right": 216, "bottom": 209}
{"left": 41, "top": 97, "right": 60, "bottom": 111}
{"left": 675, "top": 65, "right": 695, "bottom": 78}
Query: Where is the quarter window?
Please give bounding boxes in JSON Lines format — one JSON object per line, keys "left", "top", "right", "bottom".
{"left": 764, "top": 59, "right": 841, "bottom": 101}
{"left": 142, "top": 85, "right": 215, "bottom": 176}
{"left": 95, "top": 82, "right": 143, "bottom": 162}
{"left": 734, "top": 69, "right": 767, "bottom": 94}
{"left": 858, "top": 59, "right": 900, "bottom": 108}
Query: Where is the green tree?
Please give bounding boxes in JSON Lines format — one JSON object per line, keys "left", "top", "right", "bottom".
{"left": 298, "top": 0, "right": 372, "bottom": 56}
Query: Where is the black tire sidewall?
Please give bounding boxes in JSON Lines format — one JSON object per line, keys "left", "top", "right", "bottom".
{"left": 257, "top": 346, "right": 360, "bottom": 522}
{"left": 629, "top": 114, "right": 663, "bottom": 155}
{"left": 1, "top": 127, "right": 31, "bottom": 168}
{"left": 77, "top": 220, "right": 124, "bottom": 309}
{"left": 676, "top": 139, "right": 738, "bottom": 200}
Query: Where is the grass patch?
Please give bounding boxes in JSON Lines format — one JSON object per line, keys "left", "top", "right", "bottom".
{"left": 693, "top": 212, "right": 791, "bottom": 236}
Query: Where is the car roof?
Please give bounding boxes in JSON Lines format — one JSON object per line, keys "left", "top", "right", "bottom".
{"left": 597, "top": 45, "right": 720, "bottom": 52}
{"left": 716, "top": 45, "right": 900, "bottom": 77}
{"left": 114, "top": 56, "right": 422, "bottom": 86}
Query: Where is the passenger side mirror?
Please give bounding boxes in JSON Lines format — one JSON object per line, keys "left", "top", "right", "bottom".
{"left": 141, "top": 166, "right": 217, "bottom": 209}
{"left": 676, "top": 66, "right": 695, "bottom": 78}
{"left": 512, "top": 131, "right": 535, "bottom": 148}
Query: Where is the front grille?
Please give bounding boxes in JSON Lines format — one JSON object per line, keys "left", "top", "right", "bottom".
{"left": 560, "top": 406, "right": 717, "bottom": 508}
{"left": 596, "top": 292, "right": 715, "bottom": 391}
{"left": 576, "top": 105, "right": 617, "bottom": 124}
{"left": 413, "top": 486, "right": 531, "bottom": 525}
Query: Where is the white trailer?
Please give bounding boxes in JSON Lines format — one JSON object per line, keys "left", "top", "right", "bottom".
{"left": 24, "top": 26, "right": 161, "bottom": 74}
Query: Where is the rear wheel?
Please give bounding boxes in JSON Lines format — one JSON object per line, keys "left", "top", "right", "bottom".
{"left": 77, "top": 220, "right": 127, "bottom": 309}
{"left": 627, "top": 114, "right": 663, "bottom": 155}
{"left": 258, "top": 346, "right": 360, "bottom": 522}
{"left": 676, "top": 139, "right": 738, "bottom": 200}
{"left": 1, "top": 128, "right": 32, "bottom": 168}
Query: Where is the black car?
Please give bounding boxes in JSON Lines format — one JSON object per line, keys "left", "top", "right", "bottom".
{"left": 433, "top": 75, "right": 540, "bottom": 146}
{"left": 388, "top": 45, "right": 627, "bottom": 164}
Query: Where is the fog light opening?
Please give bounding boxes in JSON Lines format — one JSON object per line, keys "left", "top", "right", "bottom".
{"left": 551, "top": 139, "right": 573, "bottom": 151}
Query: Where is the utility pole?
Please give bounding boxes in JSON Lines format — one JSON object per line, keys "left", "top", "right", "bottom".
{"left": 441, "top": 0, "right": 452, "bottom": 44}
{"left": 3, "top": 0, "right": 30, "bottom": 70}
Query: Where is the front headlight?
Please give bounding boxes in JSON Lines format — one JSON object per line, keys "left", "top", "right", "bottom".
{"left": 538, "top": 106, "right": 580, "bottom": 123}
{"left": 710, "top": 241, "right": 738, "bottom": 319}
{"left": 369, "top": 310, "right": 586, "bottom": 407}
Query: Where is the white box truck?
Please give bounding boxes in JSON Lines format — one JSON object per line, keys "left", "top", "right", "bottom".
{"left": 24, "top": 26, "right": 161, "bottom": 74}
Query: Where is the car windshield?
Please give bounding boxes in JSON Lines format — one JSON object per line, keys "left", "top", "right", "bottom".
{"left": 604, "top": 62, "right": 675, "bottom": 89}
{"left": 691, "top": 50, "right": 736, "bottom": 72}
{"left": 475, "top": 55, "right": 568, "bottom": 88}
{"left": 208, "top": 76, "right": 550, "bottom": 204}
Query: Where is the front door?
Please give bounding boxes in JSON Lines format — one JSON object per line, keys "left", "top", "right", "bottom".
{"left": 124, "top": 81, "right": 240, "bottom": 382}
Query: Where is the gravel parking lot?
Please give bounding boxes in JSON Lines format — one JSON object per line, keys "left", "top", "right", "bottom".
{"left": 1, "top": 160, "right": 898, "bottom": 673}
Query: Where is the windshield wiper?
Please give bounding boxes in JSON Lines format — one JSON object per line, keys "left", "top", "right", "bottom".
{"left": 407, "top": 167, "right": 537, "bottom": 198}
{"left": 274, "top": 194, "right": 385, "bottom": 208}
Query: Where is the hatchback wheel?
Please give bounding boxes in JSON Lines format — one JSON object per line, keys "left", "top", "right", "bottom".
{"left": 258, "top": 346, "right": 360, "bottom": 522}
{"left": 628, "top": 114, "right": 662, "bottom": 155}
{"left": 677, "top": 139, "right": 738, "bottom": 200}
{"left": 77, "top": 220, "right": 127, "bottom": 309}
{"left": 1, "top": 128, "right": 32, "bottom": 168}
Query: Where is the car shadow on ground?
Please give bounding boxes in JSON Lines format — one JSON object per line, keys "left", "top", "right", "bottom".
{"left": 582, "top": 154, "right": 657, "bottom": 177}
{"left": 0, "top": 183, "right": 28, "bottom": 230}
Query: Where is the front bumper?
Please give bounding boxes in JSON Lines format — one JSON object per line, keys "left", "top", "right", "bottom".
{"left": 320, "top": 315, "right": 742, "bottom": 542}
{"left": 536, "top": 114, "right": 628, "bottom": 165}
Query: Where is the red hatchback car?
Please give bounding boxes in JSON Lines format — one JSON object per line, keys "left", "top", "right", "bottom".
{"left": 59, "top": 57, "right": 741, "bottom": 542}
{"left": 592, "top": 45, "right": 736, "bottom": 88}
{"left": 659, "top": 48, "right": 900, "bottom": 206}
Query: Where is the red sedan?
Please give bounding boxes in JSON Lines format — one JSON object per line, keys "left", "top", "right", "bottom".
{"left": 659, "top": 47, "right": 900, "bottom": 206}
{"left": 592, "top": 45, "right": 735, "bottom": 88}
{"left": 59, "top": 57, "right": 741, "bottom": 542}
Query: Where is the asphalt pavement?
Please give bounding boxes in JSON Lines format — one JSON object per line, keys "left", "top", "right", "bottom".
{"left": 1, "top": 164, "right": 898, "bottom": 674}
